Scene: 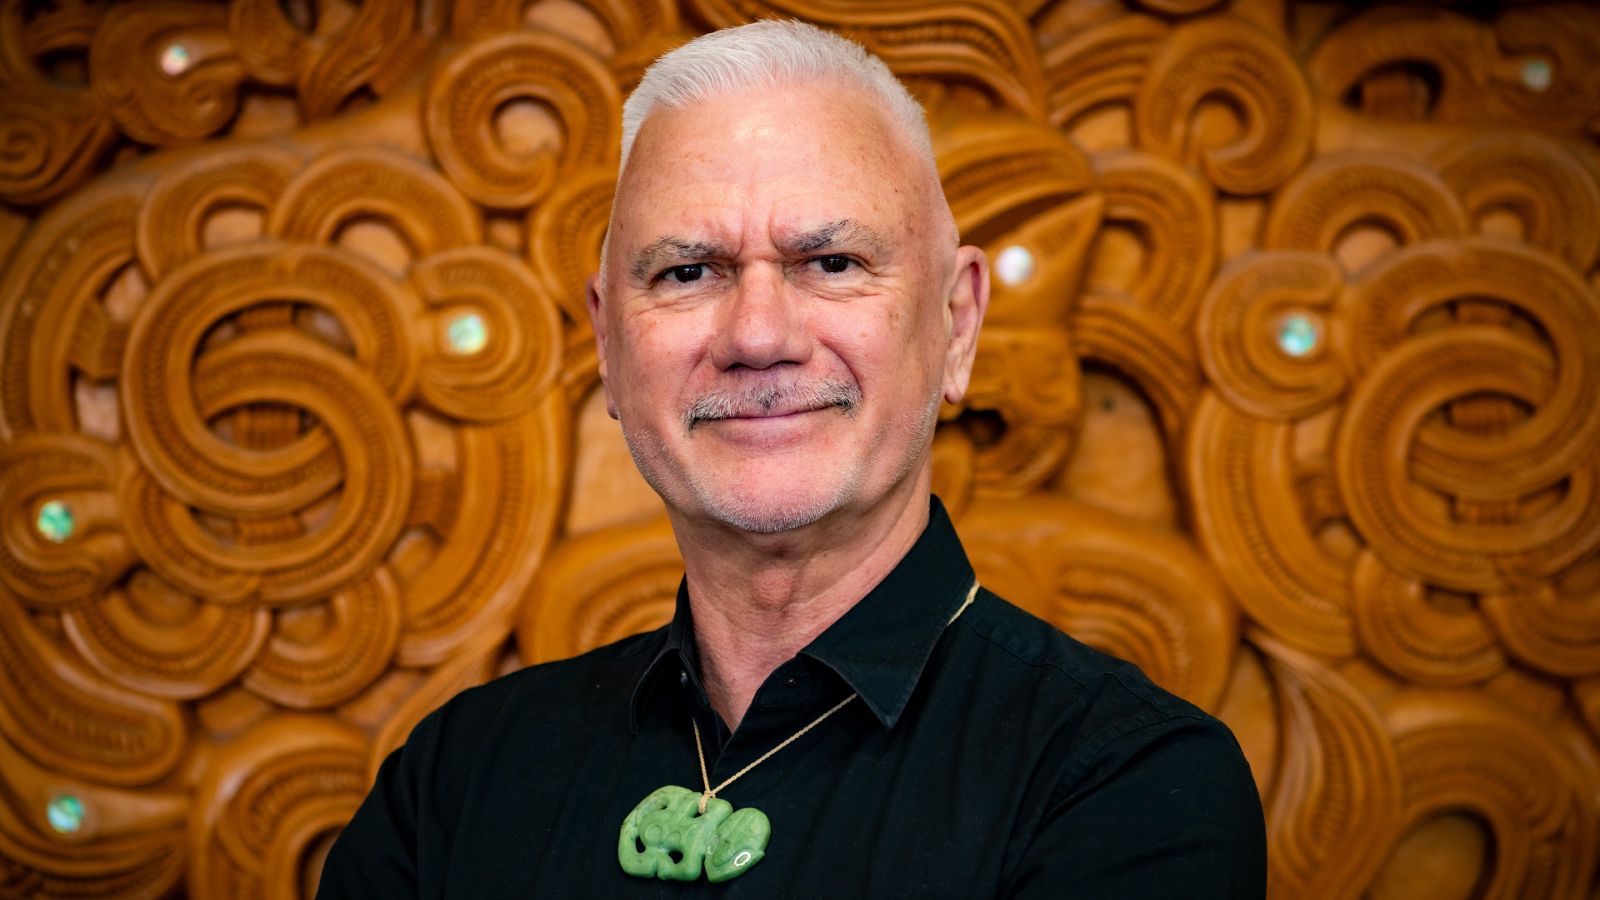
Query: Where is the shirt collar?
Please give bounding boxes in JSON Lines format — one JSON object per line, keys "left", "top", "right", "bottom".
{"left": 629, "top": 496, "right": 976, "bottom": 732}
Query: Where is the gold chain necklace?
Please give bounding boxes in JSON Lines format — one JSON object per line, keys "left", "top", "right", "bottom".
{"left": 617, "top": 580, "right": 980, "bottom": 883}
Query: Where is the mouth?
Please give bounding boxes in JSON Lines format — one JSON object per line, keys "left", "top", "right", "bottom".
{"left": 684, "top": 380, "right": 861, "bottom": 433}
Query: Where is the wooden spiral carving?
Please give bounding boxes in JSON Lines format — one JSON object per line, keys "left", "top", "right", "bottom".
{"left": 1, "top": 1, "right": 1597, "bottom": 897}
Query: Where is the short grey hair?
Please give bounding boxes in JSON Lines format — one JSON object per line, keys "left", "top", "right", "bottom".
{"left": 618, "top": 20, "right": 935, "bottom": 171}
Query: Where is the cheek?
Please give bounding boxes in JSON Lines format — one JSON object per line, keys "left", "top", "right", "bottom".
{"left": 816, "top": 302, "right": 939, "bottom": 390}
{"left": 613, "top": 317, "right": 706, "bottom": 409}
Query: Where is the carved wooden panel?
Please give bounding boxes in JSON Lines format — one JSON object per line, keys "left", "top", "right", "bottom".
{"left": 1, "top": 1, "right": 1597, "bottom": 897}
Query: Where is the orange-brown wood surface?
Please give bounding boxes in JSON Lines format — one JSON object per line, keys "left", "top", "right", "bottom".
{"left": 2, "top": 1, "right": 1598, "bottom": 897}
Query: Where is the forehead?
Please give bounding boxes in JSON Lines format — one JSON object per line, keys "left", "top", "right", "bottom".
{"left": 610, "top": 83, "right": 925, "bottom": 247}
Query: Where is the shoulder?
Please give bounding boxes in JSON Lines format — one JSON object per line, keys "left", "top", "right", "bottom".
{"left": 953, "top": 592, "right": 1264, "bottom": 891}
{"left": 953, "top": 588, "right": 1247, "bottom": 780}
{"left": 955, "top": 588, "right": 1204, "bottom": 715}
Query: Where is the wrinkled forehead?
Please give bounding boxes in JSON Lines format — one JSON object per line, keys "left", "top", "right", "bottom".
{"left": 606, "top": 83, "right": 942, "bottom": 259}
{"left": 633, "top": 73, "right": 920, "bottom": 159}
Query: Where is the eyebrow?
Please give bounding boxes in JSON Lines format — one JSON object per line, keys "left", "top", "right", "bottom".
{"left": 777, "top": 219, "right": 886, "bottom": 257}
{"left": 628, "top": 237, "right": 730, "bottom": 282}
{"left": 625, "top": 219, "right": 888, "bottom": 282}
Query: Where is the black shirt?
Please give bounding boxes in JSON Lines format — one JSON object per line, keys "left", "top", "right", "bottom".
{"left": 319, "top": 498, "right": 1265, "bottom": 898}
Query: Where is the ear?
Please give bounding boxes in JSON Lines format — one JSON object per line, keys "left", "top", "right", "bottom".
{"left": 940, "top": 245, "right": 989, "bottom": 405}
{"left": 585, "top": 273, "right": 620, "bottom": 420}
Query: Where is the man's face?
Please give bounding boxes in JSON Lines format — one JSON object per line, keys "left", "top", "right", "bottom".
{"left": 590, "top": 82, "right": 982, "bottom": 534}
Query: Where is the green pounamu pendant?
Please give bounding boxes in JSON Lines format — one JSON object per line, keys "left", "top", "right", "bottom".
{"left": 618, "top": 785, "right": 770, "bottom": 882}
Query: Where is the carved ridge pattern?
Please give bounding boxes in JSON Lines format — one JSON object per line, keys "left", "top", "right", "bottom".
{"left": 1430, "top": 132, "right": 1600, "bottom": 273}
{"left": 1480, "top": 577, "right": 1600, "bottom": 678}
{"left": 1343, "top": 243, "right": 1600, "bottom": 481}
{"left": 241, "top": 569, "right": 403, "bottom": 709}
{"left": 1070, "top": 298, "right": 1201, "bottom": 442}
{"left": 939, "top": 120, "right": 1096, "bottom": 239}
{"left": 424, "top": 31, "right": 621, "bottom": 209}
{"left": 62, "top": 575, "right": 272, "bottom": 700}
{"left": 400, "top": 405, "right": 565, "bottom": 666}
{"left": 1044, "top": 15, "right": 1167, "bottom": 127}
{"left": 1307, "top": 8, "right": 1491, "bottom": 124}
{"left": 689, "top": 0, "right": 1047, "bottom": 118}
{"left": 1090, "top": 149, "right": 1216, "bottom": 325}
{"left": 269, "top": 147, "right": 484, "bottom": 255}
{"left": 124, "top": 331, "right": 415, "bottom": 604}
{"left": 118, "top": 245, "right": 417, "bottom": 515}
{"left": 192, "top": 717, "right": 368, "bottom": 898}
{"left": 1263, "top": 153, "right": 1469, "bottom": 254}
{"left": 1188, "top": 395, "right": 1354, "bottom": 655}
{"left": 1134, "top": 17, "right": 1313, "bottom": 195}
{"left": 1336, "top": 327, "right": 1600, "bottom": 592}
{"left": 1196, "top": 251, "right": 1345, "bottom": 420}
{"left": 0, "top": 434, "right": 132, "bottom": 607}
{"left": 0, "top": 1, "right": 118, "bottom": 206}
{"left": 410, "top": 248, "right": 564, "bottom": 423}
{"left": 0, "top": 594, "right": 185, "bottom": 787}
{"left": 1385, "top": 691, "right": 1600, "bottom": 899}
{"left": 526, "top": 169, "right": 615, "bottom": 324}
{"left": 1258, "top": 632, "right": 1403, "bottom": 898}
{"left": 1349, "top": 551, "right": 1506, "bottom": 687}
{"left": 0, "top": 775, "right": 186, "bottom": 900}
{"left": 0, "top": 184, "right": 143, "bottom": 440}
{"left": 2, "top": 2, "right": 1598, "bottom": 897}
{"left": 88, "top": 2, "right": 245, "bottom": 147}
{"left": 135, "top": 145, "right": 303, "bottom": 281}
{"left": 518, "top": 516, "right": 681, "bottom": 665}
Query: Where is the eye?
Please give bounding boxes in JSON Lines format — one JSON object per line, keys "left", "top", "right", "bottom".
{"left": 660, "top": 264, "right": 707, "bottom": 284}
{"left": 810, "top": 255, "right": 855, "bottom": 275}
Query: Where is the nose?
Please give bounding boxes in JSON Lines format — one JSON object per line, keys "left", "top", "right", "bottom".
{"left": 708, "top": 263, "right": 812, "bottom": 371}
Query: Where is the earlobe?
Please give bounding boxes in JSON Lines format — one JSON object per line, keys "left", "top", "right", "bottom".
{"left": 585, "top": 275, "right": 620, "bottom": 420}
{"left": 941, "top": 246, "right": 990, "bottom": 405}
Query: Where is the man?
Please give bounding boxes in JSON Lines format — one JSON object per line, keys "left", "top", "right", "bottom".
{"left": 320, "top": 20, "right": 1265, "bottom": 898}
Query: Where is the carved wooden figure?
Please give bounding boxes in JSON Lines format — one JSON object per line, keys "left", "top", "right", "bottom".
{"left": 1, "top": 1, "right": 1596, "bottom": 897}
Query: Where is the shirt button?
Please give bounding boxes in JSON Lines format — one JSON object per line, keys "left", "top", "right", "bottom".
{"left": 785, "top": 676, "right": 797, "bottom": 686}
{"left": 679, "top": 670, "right": 689, "bottom": 687}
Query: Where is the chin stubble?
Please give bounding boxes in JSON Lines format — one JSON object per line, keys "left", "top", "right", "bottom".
{"left": 619, "top": 379, "right": 941, "bottom": 535}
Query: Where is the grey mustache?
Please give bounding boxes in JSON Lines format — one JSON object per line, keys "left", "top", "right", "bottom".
{"left": 685, "top": 379, "right": 862, "bottom": 430}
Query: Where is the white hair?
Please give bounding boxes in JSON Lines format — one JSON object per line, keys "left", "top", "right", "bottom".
{"left": 618, "top": 20, "right": 936, "bottom": 171}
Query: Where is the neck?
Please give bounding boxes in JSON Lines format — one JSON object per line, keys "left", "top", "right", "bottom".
{"left": 671, "top": 473, "right": 933, "bottom": 732}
